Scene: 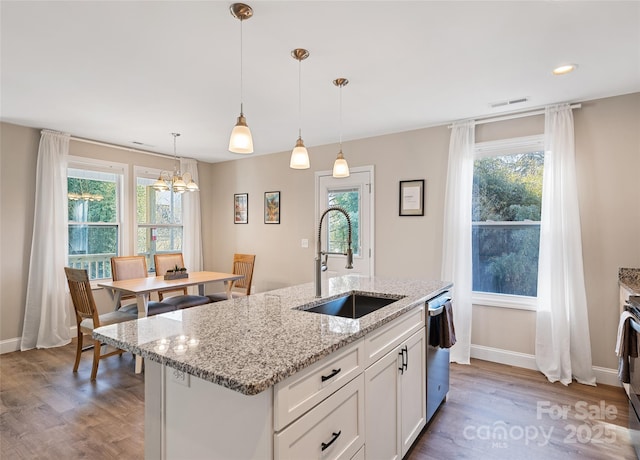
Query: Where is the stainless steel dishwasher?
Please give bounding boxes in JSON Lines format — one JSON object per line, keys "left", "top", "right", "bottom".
{"left": 426, "top": 291, "right": 451, "bottom": 423}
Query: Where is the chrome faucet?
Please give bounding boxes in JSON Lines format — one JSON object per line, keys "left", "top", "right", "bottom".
{"left": 316, "top": 207, "right": 353, "bottom": 297}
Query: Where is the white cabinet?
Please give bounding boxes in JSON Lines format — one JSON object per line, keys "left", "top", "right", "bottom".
{"left": 364, "top": 338, "right": 401, "bottom": 460}
{"left": 275, "top": 374, "right": 365, "bottom": 460}
{"left": 364, "top": 328, "right": 426, "bottom": 460}
{"left": 399, "top": 328, "right": 427, "bottom": 456}
{"left": 274, "top": 339, "right": 364, "bottom": 431}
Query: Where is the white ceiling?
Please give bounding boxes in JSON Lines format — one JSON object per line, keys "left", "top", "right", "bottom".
{"left": 2, "top": 1, "right": 639, "bottom": 163}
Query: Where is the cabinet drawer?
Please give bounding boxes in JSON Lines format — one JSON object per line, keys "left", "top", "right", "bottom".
{"left": 274, "top": 338, "right": 364, "bottom": 431}
{"left": 364, "top": 303, "right": 424, "bottom": 368}
{"left": 275, "top": 374, "right": 365, "bottom": 460}
{"left": 351, "top": 445, "right": 365, "bottom": 460}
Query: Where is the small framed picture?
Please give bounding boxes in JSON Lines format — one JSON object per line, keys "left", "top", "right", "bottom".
{"left": 264, "top": 191, "right": 280, "bottom": 224}
{"left": 399, "top": 180, "right": 425, "bottom": 216}
{"left": 234, "top": 193, "right": 248, "bottom": 224}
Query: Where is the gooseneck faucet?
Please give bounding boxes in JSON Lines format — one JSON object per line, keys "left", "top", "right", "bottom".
{"left": 316, "top": 206, "right": 353, "bottom": 297}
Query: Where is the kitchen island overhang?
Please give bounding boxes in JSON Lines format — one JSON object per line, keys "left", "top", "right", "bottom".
{"left": 93, "top": 275, "right": 452, "bottom": 396}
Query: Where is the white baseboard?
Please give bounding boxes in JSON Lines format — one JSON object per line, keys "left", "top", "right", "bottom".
{"left": 0, "top": 337, "right": 21, "bottom": 354}
{"left": 1, "top": 326, "right": 78, "bottom": 355}
{"left": 470, "top": 344, "right": 621, "bottom": 388}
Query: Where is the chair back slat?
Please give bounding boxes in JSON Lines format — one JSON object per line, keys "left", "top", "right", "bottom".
{"left": 232, "top": 254, "right": 255, "bottom": 294}
{"left": 64, "top": 267, "right": 99, "bottom": 326}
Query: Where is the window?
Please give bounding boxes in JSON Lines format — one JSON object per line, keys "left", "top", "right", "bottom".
{"left": 67, "top": 159, "right": 125, "bottom": 280}
{"left": 472, "top": 136, "right": 544, "bottom": 305}
{"left": 135, "top": 168, "right": 183, "bottom": 273}
{"left": 327, "top": 187, "right": 360, "bottom": 257}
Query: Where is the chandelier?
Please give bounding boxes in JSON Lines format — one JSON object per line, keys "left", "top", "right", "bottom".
{"left": 152, "top": 133, "right": 199, "bottom": 193}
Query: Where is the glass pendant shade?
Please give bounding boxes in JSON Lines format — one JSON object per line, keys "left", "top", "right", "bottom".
{"left": 332, "top": 150, "right": 350, "bottom": 178}
{"left": 186, "top": 179, "right": 200, "bottom": 192}
{"left": 152, "top": 177, "right": 169, "bottom": 191}
{"left": 290, "top": 137, "right": 310, "bottom": 169}
{"left": 229, "top": 113, "right": 254, "bottom": 154}
{"left": 172, "top": 176, "right": 187, "bottom": 193}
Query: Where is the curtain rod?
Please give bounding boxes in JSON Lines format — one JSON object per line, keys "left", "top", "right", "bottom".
{"left": 69, "top": 136, "right": 173, "bottom": 159}
{"left": 447, "top": 103, "right": 582, "bottom": 129}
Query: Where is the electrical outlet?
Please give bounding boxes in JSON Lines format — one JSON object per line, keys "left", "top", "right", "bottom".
{"left": 171, "top": 368, "right": 190, "bottom": 387}
{"left": 301, "top": 238, "right": 309, "bottom": 248}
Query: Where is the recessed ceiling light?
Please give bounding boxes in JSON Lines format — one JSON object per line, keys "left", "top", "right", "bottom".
{"left": 553, "top": 64, "right": 578, "bottom": 75}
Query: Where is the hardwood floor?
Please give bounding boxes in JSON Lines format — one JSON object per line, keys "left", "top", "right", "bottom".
{"left": 1, "top": 341, "right": 636, "bottom": 459}
{"left": 409, "top": 360, "right": 636, "bottom": 460}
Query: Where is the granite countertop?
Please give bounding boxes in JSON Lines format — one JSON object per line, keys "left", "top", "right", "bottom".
{"left": 93, "top": 275, "right": 451, "bottom": 395}
{"left": 620, "top": 268, "right": 640, "bottom": 295}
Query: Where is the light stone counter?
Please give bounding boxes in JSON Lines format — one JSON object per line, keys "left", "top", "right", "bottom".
{"left": 620, "top": 267, "right": 640, "bottom": 295}
{"left": 94, "top": 275, "right": 451, "bottom": 395}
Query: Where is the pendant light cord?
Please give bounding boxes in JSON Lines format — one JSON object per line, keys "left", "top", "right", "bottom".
{"left": 172, "top": 133, "right": 180, "bottom": 173}
{"left": 298, "top": 58, "right": 302, "bottom": 139}
{"left": 339, "top": 84, "right": 343, "bottom": 149}
{"left": 240, "top": 19, "right": 244, "bottom": 114}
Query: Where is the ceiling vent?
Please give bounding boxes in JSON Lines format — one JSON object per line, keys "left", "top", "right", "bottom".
{"left": 131, "top": 141, "right": 154, "bottom": 147}
{"left": 490, "top": 97, "right": 529, "bottom": 109}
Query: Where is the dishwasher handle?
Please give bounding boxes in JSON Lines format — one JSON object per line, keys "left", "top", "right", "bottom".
{"left": 427, "top": 292, "right": 450, "bottom": 317}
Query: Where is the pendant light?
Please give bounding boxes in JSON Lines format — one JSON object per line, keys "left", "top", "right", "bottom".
{"left": 152, "top": 133, "right": 199, "bottom": 194}
{"left": 332, "top": 78, "right": 350, "bottom": 178}
{"left": 290, "top": 48, "right": 310, "bottom": 169}
{"left": 228, "top": 3, "right": 254, "bottom": 154}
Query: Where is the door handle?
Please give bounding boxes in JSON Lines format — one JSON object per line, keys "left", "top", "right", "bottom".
{"left": 398, "top": 346, "right": 408, "bottom": 374}
{"left": 403, "top": 345, "right": 408, "bottom": 371}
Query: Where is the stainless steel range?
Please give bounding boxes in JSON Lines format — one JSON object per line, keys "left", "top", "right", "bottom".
{"left": 625, "top": 295, "right": 640, "bottom": 459}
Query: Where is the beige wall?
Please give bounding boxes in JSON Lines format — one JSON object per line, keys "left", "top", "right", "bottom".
{"left": 2, "top": 93, "right": 639, "bottom": 373}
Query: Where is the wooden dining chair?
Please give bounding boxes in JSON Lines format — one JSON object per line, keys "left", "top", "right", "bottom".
{"left": 65, "top": 267, "right": 138, "bottom": 380}
{"left": 110, "top": 256, "right": 177, "bottom": 316}
{"left": 207, "top": 253, "right": 256, "bottom": 302}
{"left": 153, "top": 253, "right": 210, "bottom": 309}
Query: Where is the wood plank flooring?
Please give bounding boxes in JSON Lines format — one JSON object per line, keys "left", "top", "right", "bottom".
{"left": 1, "top": 341, "right": 636, "bottom": 459}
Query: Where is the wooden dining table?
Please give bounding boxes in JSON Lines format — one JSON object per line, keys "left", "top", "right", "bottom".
{"left": 98, "top": 271, "right": 244, "bottom": 372}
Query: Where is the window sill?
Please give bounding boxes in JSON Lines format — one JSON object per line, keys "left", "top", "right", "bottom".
{"left": 472, "top": 292, "right": 537, "bottom": 311}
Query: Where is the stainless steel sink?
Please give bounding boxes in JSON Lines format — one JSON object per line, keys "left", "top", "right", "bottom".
{"left": 298, "top": 293, "right": 403, "bottom": 319}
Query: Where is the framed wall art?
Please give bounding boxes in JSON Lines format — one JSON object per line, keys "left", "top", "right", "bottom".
{"left": 399, "top": 179, "right": 425, "bottom": 216}
{"left": 234, "top": 193, "right": 248, "bottom": 224}
{"left": 264, "top": 191, "right": 280, "bottom": 224}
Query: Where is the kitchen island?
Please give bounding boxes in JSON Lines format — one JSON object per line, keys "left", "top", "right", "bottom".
{"left": 94, "top": 275, "right": 452, "bottom": 460}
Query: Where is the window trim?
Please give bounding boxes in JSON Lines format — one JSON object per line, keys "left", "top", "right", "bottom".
{"left": 67, "top": 156, "right": 128, "bottom": 284}
{"left": 134, "top": 166, "right": 185, "bottom": 273}
{"left": 471, "top": 134, "right": 544, "bottom": 311}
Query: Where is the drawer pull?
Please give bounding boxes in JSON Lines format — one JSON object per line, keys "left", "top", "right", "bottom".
{"left": 321, "top": 430, "right": 342, "bottom": 451}
{"left": 321, "top": 368, "right": 341, "bottom": 382}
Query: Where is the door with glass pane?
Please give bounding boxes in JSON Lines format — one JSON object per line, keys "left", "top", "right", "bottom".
{"left": 316, "top": 167, "right": 373, "bottom": 278}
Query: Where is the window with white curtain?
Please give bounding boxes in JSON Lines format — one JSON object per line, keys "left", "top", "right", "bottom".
{"left": 135, "top": 167, "right": 183, "bottom": 273}
{"left": 471, "top": 135, "right": 544, "bottom": 310}
{"left": 67, "top": 157, "right": 126, "bottom": 280}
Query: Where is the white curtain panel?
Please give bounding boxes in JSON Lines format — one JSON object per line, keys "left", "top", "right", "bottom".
{"left": 21, "top": 130, "right": 71, "bottom": 350}
{"left": 180, "top": 158, "right": 203, "bottom": 272}
{"left": 441, "top": 120, "right": 475, "bottom": 364}
{"left": 535, "top": 104, "right": 596, "bottom": 386}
